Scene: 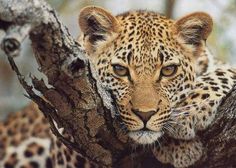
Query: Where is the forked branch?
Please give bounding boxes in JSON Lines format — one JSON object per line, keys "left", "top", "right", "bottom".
{"left": 0, "top": 0, "right": 236, "bottom": 167}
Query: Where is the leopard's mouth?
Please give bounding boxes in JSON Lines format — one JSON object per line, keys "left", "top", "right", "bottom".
{"left": 128, "top": 130, "right": 163, "bottom": 144}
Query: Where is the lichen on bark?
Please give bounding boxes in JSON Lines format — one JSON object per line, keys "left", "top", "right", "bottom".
{"left": 0, "top": 0, "right": 236, "bottom": 167}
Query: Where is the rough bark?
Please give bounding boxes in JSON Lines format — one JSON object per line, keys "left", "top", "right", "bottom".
{"left": 0, "top": 0, "right": 126, "bottom": 167}
{"left": 191, "top": 87, "right": 236, "bottom": 168}
{"left": 0, "top": 0, "right": 235, "bottom": 167}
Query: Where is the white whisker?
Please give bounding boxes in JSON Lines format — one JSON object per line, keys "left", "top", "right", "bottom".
{"left": 170, "top": 98, "right": 211, "bottom": 121}
{"left": 162, "top": 124, "right": 176, "bottom": 135}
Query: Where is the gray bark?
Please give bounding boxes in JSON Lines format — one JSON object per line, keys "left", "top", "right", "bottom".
{"left": 0, "top": 0, "right": 235, "bottom": 167}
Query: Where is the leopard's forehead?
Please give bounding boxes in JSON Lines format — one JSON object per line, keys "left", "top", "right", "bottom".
{"left": 109, "top": 10, "right": 182, "bottom": 75}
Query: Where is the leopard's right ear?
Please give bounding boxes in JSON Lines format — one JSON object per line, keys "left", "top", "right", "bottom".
{"left": 173, "top": 12, "right": 213, "bottom": 47}
{"left": 78, "top": 6, "right": 120, "bottom": 54}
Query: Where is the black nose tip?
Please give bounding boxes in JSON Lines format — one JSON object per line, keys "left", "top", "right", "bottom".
{"left": 132, "top": 109, "right": 156, "bottom": 123}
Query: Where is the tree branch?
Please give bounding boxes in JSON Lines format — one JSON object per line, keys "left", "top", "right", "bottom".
{"left": 191, "top": 86, "right": 236, "bottom": 168}
{"left": 0, "top": 0, "right": 127, "bottom": 167}
{"left": 165, "top": 0, "right": 175, "bottom": 19}
{"left": 0, "top": 0, "right": 236, "bottom": 167}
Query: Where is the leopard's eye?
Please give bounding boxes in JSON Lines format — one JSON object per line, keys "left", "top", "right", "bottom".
{"left": 161, "top": 65, "right": 177, "bottom": 77}
{"left": 112, "top": 64, "right": 129, "bottom": 77}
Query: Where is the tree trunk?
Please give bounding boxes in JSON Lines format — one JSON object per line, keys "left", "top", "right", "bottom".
{"left": 165, "top": 0, "right": 175, "bottom": 19}
{"left": 0, "top": 0, "right": 235, "bottom": 167}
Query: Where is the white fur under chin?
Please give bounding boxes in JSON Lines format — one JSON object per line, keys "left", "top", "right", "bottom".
{"left": 128, "top": 131, "right": 163, "bottom": 144}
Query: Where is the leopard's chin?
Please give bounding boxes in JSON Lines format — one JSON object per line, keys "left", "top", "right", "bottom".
{"left": 128, "top": 130, "right": 163, "bottom": 144}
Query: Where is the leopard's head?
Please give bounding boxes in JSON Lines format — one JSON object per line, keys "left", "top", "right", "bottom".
{"left": 77, "top": 6, "right": 212, "bottom": 144}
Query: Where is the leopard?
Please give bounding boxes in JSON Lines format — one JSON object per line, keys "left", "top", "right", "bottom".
{"left": 0, "top": 103, "right": 93, "bottom": 168}
{"left": 1, "top": 6, "right": 236, "bottom": 168}
{"left": 76, "top": 6, "right": 236, "bottom": 167}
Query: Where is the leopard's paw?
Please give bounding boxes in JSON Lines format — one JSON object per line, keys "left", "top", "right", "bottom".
{"left": 153, "top": 139, "right": 203, "bottom": 168}
{"left": 168, "top": 111, "right": 197, "bottom": 140}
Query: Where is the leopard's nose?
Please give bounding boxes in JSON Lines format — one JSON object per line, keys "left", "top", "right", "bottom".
{"left": 132, "top": 109, "right": 156, "bottom": 123}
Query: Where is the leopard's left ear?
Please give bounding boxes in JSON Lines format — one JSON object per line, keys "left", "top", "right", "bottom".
{"left": 173, "top": 12, "right": 213, "bottom": 46}
{"left": 78, "top": 6, "right": 120, "bottom": 54}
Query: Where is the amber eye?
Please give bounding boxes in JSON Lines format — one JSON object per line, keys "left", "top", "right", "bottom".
{"left": 112, "top": 64, "right": 129, "bottom": 77}
{"left": 161, "top": 65, "right": 177, "bottom": 77}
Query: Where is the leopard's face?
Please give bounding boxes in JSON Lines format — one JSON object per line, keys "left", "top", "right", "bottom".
{"left": 78, "top": 7, "right": 212, "bottom": 144}
{"left": 92, "top": 18, "right": 195, "bottom": 144}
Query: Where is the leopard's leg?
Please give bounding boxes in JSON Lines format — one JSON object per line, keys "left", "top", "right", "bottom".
{"left": 153, "top": 138, "right": 203, "bottom": 168}
{"left": 154, "top": 69, "right": 236, "bottom": 167}
{"left": 168, "top": 68, "right": 236, "bottom": 140}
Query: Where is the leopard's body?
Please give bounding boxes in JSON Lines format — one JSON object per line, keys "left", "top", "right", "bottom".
{"left": 1, "top": 6, "right": 236, "bottom": 168}
{"left": 0, "top": 103, "right": 91, "bottom": 168}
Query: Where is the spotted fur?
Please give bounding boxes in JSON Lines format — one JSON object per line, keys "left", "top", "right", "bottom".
{"left": 78, "top": 7, "right": 215, "bottom": 144}
{"left": 77, "top": 6, "right": 236, "bottom": 167}
{"left": 1, "top": 6, "right": 236, "bottom": 168}
{"left": 0, "top": 103, "right": 91, "bottom": 168}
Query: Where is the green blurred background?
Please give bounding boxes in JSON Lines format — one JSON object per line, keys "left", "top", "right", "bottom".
{"left": 0, "top": 0, "right": 236, "bottom": 120}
